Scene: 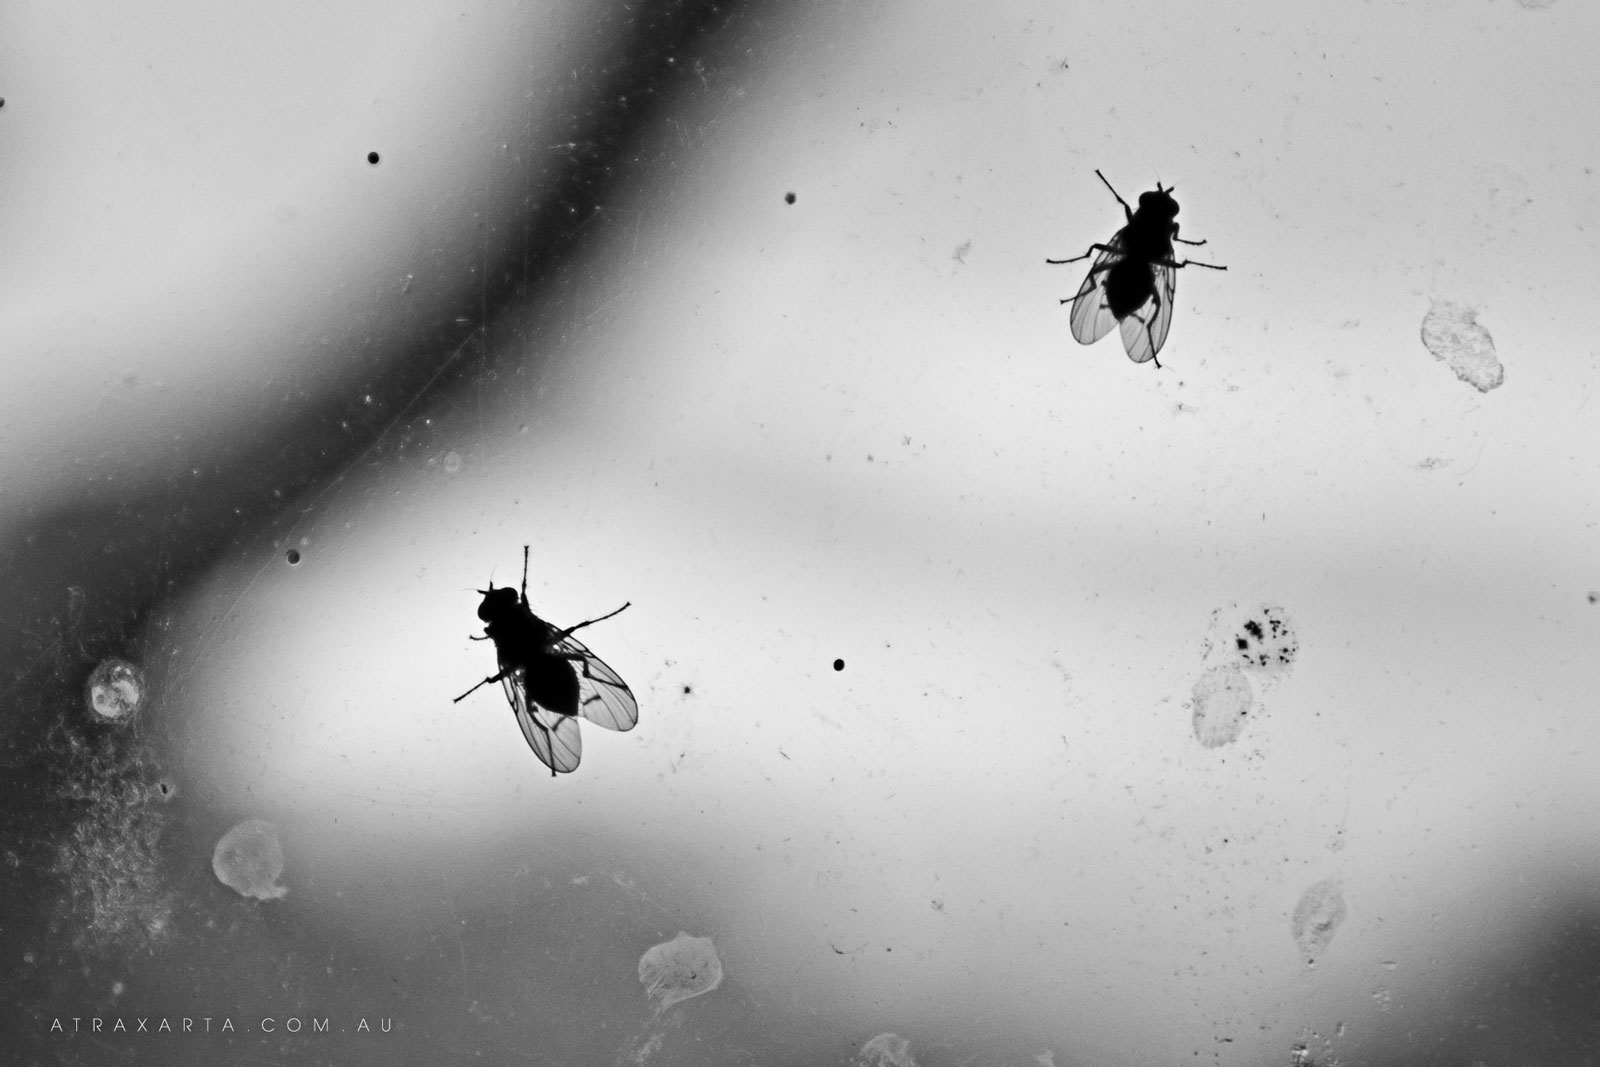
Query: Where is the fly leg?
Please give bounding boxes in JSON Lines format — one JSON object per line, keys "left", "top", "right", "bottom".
{"left": 551, "top": 649, "right": 611, "bottom": 700}
{"left": 533, "top": 718, "right": 558, "bottom": 777}
{"left": 554, "top": 602, "right": 631, "bottom": 641}
{"left": 1092, "top": 169, "right": 1134, "bottom": 220}
{"left": 1132, "top": 294, "right": 1164, "bottom": 370}
{"left": 453, "top": 669, "right": 507, "bottom": 702}
{"left": 1048, "top": 247, "right": 1118, "bottom": 306}
{"left": 1046, "top": 242, "right": 1115, "bottom": 267}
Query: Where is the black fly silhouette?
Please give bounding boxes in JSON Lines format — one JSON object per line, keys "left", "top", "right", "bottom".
{"left": 1047, "top": 170, "right": 1226, "bottom": 367}
{"left": 454, "top": 547, "right": 637, "bottom": 776}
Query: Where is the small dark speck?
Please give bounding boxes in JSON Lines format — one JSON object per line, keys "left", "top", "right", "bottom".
{"left": 832, "top": 658, "right": 845, "bottom": 672}
{"left": 0, "top": 98, "right": 6, "bottom": 109}
{"left": 286, "top": 549, "right": 302, "bottom": 565}
{"left": 1244, "top": 620, "right": 1264, "bottom": 640}
{"left": 682, "top": 684, "right": 693, "bottom": 695}
{"left": 367, "top": 151, "right": 381, "bottom": 165}
{"left": 784, "top": 191, "right": 796, "bottom": 204}
{"left": 1589, "top": 591, "right": 1599, "bottom": 604}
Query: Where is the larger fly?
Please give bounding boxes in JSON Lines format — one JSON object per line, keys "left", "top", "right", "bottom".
{"left": 454, "top": 547, "right": 637, "bottom": 776}
{"left": 1048, "top": 170, "right": 1226, "bottom": 367}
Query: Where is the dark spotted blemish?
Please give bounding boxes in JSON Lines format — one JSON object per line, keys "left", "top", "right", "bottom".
{"left": 1234, "top": 605, "right": 1298, "bottom": 674}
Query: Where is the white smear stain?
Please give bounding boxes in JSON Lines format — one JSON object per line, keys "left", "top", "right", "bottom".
{"left": 1189, "top": 602, "right": 1297, "bottom": 747}
{"left": 1291, "top": 877, "right": 1347, "bottom": 965}
{"left": 637, "top": 932, "right": 723, "bottom": 1013}
{"left": 1191, "top": 664, "right": 1254, "bottom": 748}
{"left": 857, "top": 1032, "right": 917, "bottom": 1067}
{"left": 1421, "top": 299, "right": 1504, "bottom": 393}
{"left": 85, "top": 659, "right": 147, "bottom": 724}
{"left": 211, "top": 819, "right": 288, "bottom": 901}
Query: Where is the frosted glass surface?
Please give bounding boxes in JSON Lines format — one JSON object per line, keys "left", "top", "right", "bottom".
{"left": 4, "top": 2, "right": 1600, "bottom": 1065}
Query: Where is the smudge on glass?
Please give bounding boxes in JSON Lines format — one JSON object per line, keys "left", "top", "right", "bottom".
{"left": 1421, "top": 299, "right": 1504, "bottom": 393}
{"left": 857, "top": 1032, "right": 917, "bottom": 1067}
{"left": 1292, "top": 877, "right": 1347, "bottom": 965}
{"left": 1191, "top": 664, "right": 1254, "bottom": 748}
{"left": 85, "top": 659, "right": 147, "bottom": 724}
{"left": 212, "top": 819, "right": 288, "bottom": 901}
{"left": 637, "top": 932, "right": 722, "bottom": 1013}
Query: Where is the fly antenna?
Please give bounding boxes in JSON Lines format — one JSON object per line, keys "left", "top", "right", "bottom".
{"left": 520, "top": 545, "right": 531, "bottom": 600}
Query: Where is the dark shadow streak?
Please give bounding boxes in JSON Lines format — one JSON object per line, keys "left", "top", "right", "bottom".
{"left": 0, "top": 1, "right": 795, "bottom": 1051}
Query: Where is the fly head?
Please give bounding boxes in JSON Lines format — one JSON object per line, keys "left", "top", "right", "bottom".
{"left": 1137, "top": 187, "right": 1180, "bottom": 222}
{"left": 476, "top": 584, "right": 522, "bottom": 624}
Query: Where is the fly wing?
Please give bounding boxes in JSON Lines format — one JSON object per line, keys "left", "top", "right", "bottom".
{"left": 502, "top": 669, "right": 582, "bottom": 773}
{"left": 554, "top": 634, "right": 639, "bottom": 732}
{"left": 1118, "top": 261, "right": 1177, "bottom": 364}
{"left": 1069, "top": 232, "right": 1125, "bottom": 346}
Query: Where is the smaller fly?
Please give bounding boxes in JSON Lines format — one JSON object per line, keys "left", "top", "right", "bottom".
{"left": 454, "top": 547, "right": 637, "bottom": 776}
{"left": 1048, "top": 170, "right": 1227, "bottom": 367}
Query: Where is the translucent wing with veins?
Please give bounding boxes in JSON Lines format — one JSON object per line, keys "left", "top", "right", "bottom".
{"left": 560, "top": 634, "right": 639, "bottom": 732}
{"left": 503, "top": 668, "right": 583, "bottom": 774}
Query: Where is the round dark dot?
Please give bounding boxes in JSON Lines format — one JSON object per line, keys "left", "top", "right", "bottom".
{"left": 286, "top": 549, "right": 302, "bottom": 565}
{"left": 784, "top": 191, "right": 796, "bottom": 204}
{"left": 367, "top": 151, "right": 380, "bottom": 165}
{"left": 157, "top": 781, "right": 173, "bottom": 797}
{"left": 682, "top": 684, "right": 693, "bottom": 695}
{"left": 0, "top": 99, "right": 7, "bottom": 109}
{"left": 832, "top": 658, "right": 844, "bottom": 671}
